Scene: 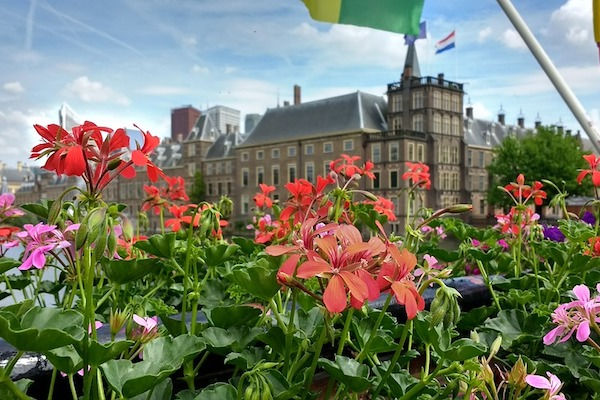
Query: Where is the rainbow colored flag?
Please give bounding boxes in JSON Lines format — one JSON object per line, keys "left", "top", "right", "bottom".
{"left": 301, "top": 0, "right": 425, "bottom": 35}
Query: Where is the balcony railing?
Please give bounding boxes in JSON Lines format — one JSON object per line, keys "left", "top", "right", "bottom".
{"left": 388, "top": 76, "right": 463, "bottom": 92}
{"left": 366, "top": 129, "right": 427, "bottom": 141}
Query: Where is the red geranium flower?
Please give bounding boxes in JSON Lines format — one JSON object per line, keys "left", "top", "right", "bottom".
{"left": 504, "top": 174, "right": 546, "bottom": 205}
{"left": 141, "top": 185, "right": 167, "bottom": 215}
{"left": 402, "top": 162, "right": 431, "bottom": 190}
{"left": 577, "top": 154, "right": 600, "bottom": 186}
{"left": 121, "top": 128, "right": 163, "bottom": 182}
{"left": 165, "top": 205, "right": 198, "bottom": 232}
{"left": 253, "top": 184, "right": 276, "bottom": 208}
{"left": 364, "top": 196, "right": 396, "bottom": 221}
{"left": 163, "top": 176, "right": 189, "bottom": 202}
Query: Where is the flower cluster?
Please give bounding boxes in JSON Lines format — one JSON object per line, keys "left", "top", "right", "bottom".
{"left": 543, "top": 284, "right": 600, "bottom": 345}
{"left": 504, "top": 173, "right": 547, "bottom": 205}
{"left": 266, "top": 220, "right": 424, "bottom": 317}
{"left": 8, "top": 222, "right": 79, "bottom": 271}
{"left": 495, "top": 207, "right": 539, "bottom": 236}
{"left": 329, "top": 154, "right": 375, "bottom": 180}
{"left": 402, "top": 162, "right": 431, "bottom": 190}
{"left": 31, "top": 122, "right": 163, "bottom": 195}
{"left": 142, "top": 176, "right": 189, "bottom": 215}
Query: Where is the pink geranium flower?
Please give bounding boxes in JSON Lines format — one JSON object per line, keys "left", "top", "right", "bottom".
{"left": 14, "top": 223, "right": 79, "bottom": 270}
{"left": 525, "top": 372, "right": 566, "bottom": 399}
{"left": 0, "top": 193, "right": 24, "bottom": 219}
{"left": 544, "top": 284, "right": 600, "bottom": 345}
{"left": 133, "top": 314, "right": 158, "bottom": 334}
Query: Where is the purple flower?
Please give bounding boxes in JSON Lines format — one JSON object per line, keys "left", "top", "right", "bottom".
{"left": 498, "top": 239, "right": 509, "bottom": 251}
{"left": 582, "top": 211, "right": 596, "bottom": 226}
{"left": 471, "top": 239, "right": 481, "bottom": 247}
{"left": 15, "top": 223, "right": 79, "bottom": 271}
{"left": 543, "top": 226, "right": 565, "bottom": 242}
{"left": 435, "top": 226, "right": 447, "bottom": 239}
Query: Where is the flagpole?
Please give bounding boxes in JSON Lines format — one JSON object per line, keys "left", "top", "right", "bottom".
{"left": 496, "top": 0, "right": 600, "bottom": 153}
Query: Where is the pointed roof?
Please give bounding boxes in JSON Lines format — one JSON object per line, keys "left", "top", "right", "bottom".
{"left": 403, "top": 43, "right": 421, "bottom": 78}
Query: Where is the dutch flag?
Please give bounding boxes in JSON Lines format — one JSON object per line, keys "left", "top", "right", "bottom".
{"left": 435, "top": 30, "right": 456, "bottom": 54}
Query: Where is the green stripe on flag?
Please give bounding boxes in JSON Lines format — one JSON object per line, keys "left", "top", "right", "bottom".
{"left": 339, "top": 0, "right": 424, "bottom": 35}
{"left": 301, "top": 0, "right": 342, "bottom": 23}
{"left": 301, "top": 0, "right": 424, "bottom": 35}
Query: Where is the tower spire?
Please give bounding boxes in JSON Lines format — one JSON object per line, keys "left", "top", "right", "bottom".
{"left": 402, "top": 43, "right": 421, "bottom": 79}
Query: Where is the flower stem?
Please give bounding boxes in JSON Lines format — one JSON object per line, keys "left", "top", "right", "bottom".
{"left": 372, "top": 320, "right": 412, "bottom": 397}
{"left": 476, "top": 260, "right": 502, "bottom": 311}
{"left": 357, "top": 293, "right": 393, "bottom": 362}
{"left": 304, "top": 316, "right": 328, "bottom": 391}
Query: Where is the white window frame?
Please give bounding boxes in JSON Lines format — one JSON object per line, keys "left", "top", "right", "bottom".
{"left": 288, "top": 163, "right": 296, "bottom": 182}
{"left": 407, "top": 142, "right": 415, "bottom": 162}
{"left": 272, "top": 165, "right": 280, "bottom": 186}
{"left": 389, "top": 142, "right": 399, "bottom": 162}
{"left": 323, "top": 142, "right": 333, "bottom": 153}
{"left": 417, "top": 144, "right": 425, "bottom": 162}
{"left": 256, "top": 150, "right": 264, "bottom": 160}
{"left": 305, "top": 161, "right": 315, "bottom": 183}
{"left": 287, "top": 146, "right": 296, "bottom": 157}
{"left": 371, "top": 143, "right": 381, "bottom": 163}
{"left": 271, "top": 148, "right": 280, "bottom": 159}
{"left": 241, "top": 152, "right": 249, "bottom": 162}
{"left": 343, "top": 139, "right": 354, "bottom": 152}
{"left": 390, "top": 170, "right": 399, "bottom": 188}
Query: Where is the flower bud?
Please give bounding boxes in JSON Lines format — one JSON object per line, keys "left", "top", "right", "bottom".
{"left": 121, "top": 217, "right": 134, "bottom": 241}
{"left": 430, "top": 285, "right": 461, "bottom": 328}
{"left": 489, "top": 335, "right": 503, "bottom": 359}
{"left": 470, "top": 330, "right": 480, "bottom": 343}
{"left": 109, "top": 309, "right": 128, "bottom": 337}
{"left": 75, "top": 223, "right": 88, "bottom": 250}
{"left": 446, "top": 204, "right": 473, "bottom": 214}
{"left": 507, "top": 356, "right": 527, "bottom": 391}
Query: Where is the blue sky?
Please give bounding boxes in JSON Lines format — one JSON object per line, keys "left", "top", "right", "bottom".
{"left": 0, "top": 0, "right": 598, "bottom": 165}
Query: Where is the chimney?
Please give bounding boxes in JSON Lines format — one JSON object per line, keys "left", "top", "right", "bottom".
{"left": 498, "top": 106, "right": 505, "bottom": 126}
{"left": 466, "top": 106, "right": 473, "bottom": 119}
{"left": 517, "top": 116, "right": 524, "bottom": 128}
{"left": 16, "top": 161, "right": 22, "bottom": 171}
{"left": 535, "top": 113, "right": 542, "bottom": 129}
{"left": 566, "top": 129, "right": 572, "bottom": 135}
{"left": 283, "top": 100, "right": 290, "bottom": 107}
{"left": 293, "top": 85, "right": 301, "bottom": 105}
{"left": 177, "top": 133, "right": 184, "bottom": 143}
{"left": 437, "top": 73, "right": 444, "bottom": 84}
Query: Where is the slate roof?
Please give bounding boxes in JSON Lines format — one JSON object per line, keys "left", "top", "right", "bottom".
{"left": 238, "top": 91, "right": 387, "bottom": 148}
{"left": 205, "top": 132, "right": 237, "bottom": 159}
{"left": 1, "top": 167, "right": 35, "bottom": 183}
{"left": 151, "top": 140, "right": 182, "bottom": 169}
{"left": 463, "top": 117, "right": 529, "bottom": 148}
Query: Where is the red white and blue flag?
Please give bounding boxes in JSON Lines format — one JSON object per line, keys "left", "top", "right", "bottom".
{"left": 435, "top": 30, "right": 455, "bottom": 54}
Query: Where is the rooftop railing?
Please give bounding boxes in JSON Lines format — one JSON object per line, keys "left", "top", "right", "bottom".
{"left": 388, "top": 76, "right": 464, "bottom": 92}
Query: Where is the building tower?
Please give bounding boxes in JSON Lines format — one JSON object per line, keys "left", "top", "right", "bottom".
{"left": 171, "top": 106, "right": 201, "bottom": 141}
{"left": 384, "top": 43, "right": 465, "bottom": 225}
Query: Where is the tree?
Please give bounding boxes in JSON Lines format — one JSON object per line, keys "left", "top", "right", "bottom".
{"left": 487, "top": 126, "right": 592, "bottom": 208}
{"left": 189, "top": 171, "right": 205, "bottom": 204}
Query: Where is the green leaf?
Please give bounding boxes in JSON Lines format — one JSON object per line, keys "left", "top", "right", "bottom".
{"left": 442, "top": 339, "right": 487, "bottom": 362}
{"left": 203, "top": 243, "right": 239, "bottom": 267}
{"left": 318, "top": 355, "right": 372, "bottom": 392}
{"left": 130, "top": 378, "right": 172, "bottom": 400}
{"left": 224, "top": 347, "right": 265, "bottom": 370}
{"left": 0, "top": 258, "right": 20, "bottom": 274}
{"left": 46, "top": 345, "right": 82, "bottom": 374}
{"left": 102, "top": 258, "right": 162, "bottom": 284}
{"left": 100, "top": 335, "right": 205, "bottom": 398}
{"left": 263, "top": 369, "right": 302, "bottom": 400}
{"left": 201, "top": 326, "right": 262, "bottom": 354}
{"left": 20, "top": 203, "right": 49, "bottom": 219}
{"left": 483, "top": 309, "right": 546, "bottom": 349}
{"left": 0, "top": 377, "right": 33, "bottom": 400}
{"left": 134, "top": 233, "right": 177, "bottom": 258}
{"left": 78, "top": 340, "right": 134, "bottom": 366}
{"left": 257, "top": 326, "right": 286, "bottom": 355}
{"left": 207, "top": 305, "right": 261, "bottom": 329}
{"left": 232, "top": 236, "right": 260, "bottom": 255}
{"left": 231, "top": 259, "right": 279, "bottom": 301}
{"left": 192, "top": 383, "right": 237, "bottom": 400}
{"left": 0, "top": 305, "right": 85, "bottom": 352}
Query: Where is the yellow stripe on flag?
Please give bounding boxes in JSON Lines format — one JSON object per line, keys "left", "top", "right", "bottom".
{"left": 301, "top": 0, "right": 342, "bottom": 24}
{"left": 594, "top": 0, "right": 600, "bottom": 44}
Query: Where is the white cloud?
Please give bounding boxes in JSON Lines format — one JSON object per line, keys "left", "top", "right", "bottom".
{"left": 501, "top": 29, "right": 527, "bottom": 50}
{"left": 471, "top": 102, "right": 493, "bottom": 120}
{"left": 0, "top": 108, "right": 55, "bottom": 165}
{"left": 3, "top": 82, "right": 25, "bottom": 94}
{"left": 551, "top": 0, "right": 592, "bottom": 44}
{"left": 64, "top": 76, "right": 130, "bottom": 106}
{"left": 192, "top": 64, "right": 209, "bottom": 74}
{"left": 478, "top": 27, "right": 492, "bottom": 43}
{"left": 138, "top": 86, "right": 191, "bottom": 96}
{"left": 224, "top": 66, "right": 238, "bottom": 74}
{"left": 591, "top": 108, "right": 600, "bottom": 129}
